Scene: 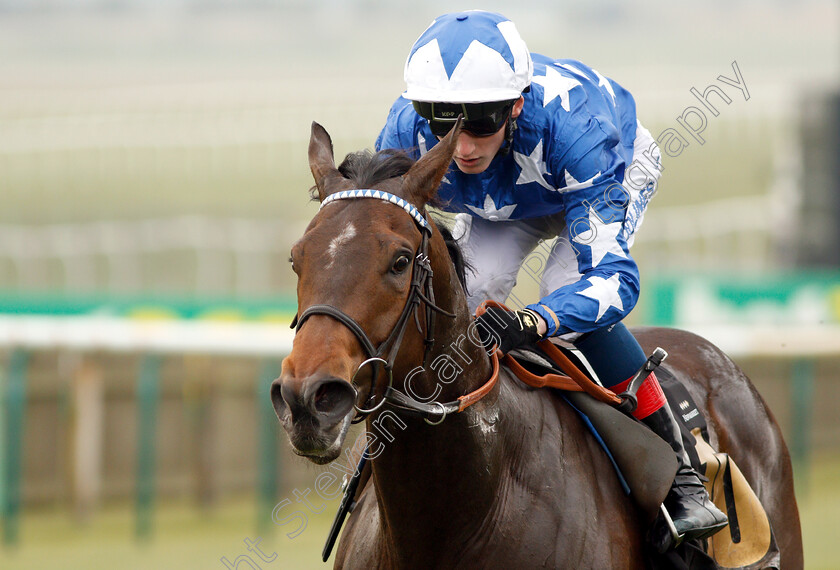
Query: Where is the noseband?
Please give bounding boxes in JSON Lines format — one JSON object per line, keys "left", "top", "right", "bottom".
{"left": 290, "top": 189, "right": 461, "bottom": 423}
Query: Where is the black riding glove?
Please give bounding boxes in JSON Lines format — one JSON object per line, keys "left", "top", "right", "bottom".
{"left": 475, "top": 307, "right": 543, "bottom": 354}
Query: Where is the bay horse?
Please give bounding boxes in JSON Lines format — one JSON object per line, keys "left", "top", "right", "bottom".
{"left": 271, "top": 120, "right": 803, "bottom": 569}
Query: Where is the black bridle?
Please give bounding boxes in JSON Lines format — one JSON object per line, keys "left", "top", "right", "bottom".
{"left": 290, "top": 190, "right": 456, "bottom": 423}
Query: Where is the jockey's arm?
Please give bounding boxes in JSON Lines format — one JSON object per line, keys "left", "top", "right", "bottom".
{"left": 526, "top": 165, "right": 641, "bottom": 337}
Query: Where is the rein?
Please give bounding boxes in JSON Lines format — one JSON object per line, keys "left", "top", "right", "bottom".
{"left": 476, "top": 300, "right": 622, "bottom": 405}
{"left": 291, "top": 189, "right": 500, "bottom": 425}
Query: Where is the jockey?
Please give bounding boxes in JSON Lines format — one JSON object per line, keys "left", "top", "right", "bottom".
{"left": 375, "top": 10, "right": 728, "bottom": 551}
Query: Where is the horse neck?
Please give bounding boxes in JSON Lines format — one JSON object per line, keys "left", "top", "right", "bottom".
{"left": 366, "top": 225, "right": 504, "bottom": 558}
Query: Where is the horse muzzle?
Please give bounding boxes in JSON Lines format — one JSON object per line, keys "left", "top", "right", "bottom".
{"left": 270, "top": 374, "right": 357, "bottom": 464}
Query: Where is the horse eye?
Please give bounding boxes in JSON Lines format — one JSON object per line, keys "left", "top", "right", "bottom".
{"left": 392, "top": 255, "right": 411, "bottom": 274}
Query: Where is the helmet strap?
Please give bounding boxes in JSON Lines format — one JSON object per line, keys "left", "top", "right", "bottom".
{"left": 497, "top": 114, "right": 518, "bottom": 157}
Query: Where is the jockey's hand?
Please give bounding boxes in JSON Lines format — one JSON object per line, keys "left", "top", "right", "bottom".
{"left": 475, "top": 307, "right": 543, "bottom": 354}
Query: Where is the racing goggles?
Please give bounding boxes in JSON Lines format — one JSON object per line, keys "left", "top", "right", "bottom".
{"left": 412, "top": 100, "right": 515, "bottom": 138}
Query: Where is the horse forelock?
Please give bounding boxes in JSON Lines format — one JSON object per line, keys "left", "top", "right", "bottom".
{"left": 340, "top": 148, "right": 415, "bottom": 188}
{"left": 308, "top": 148, "right": 415, "bottom": 202}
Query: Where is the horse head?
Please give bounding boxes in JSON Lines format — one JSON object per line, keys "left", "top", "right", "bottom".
{"left": 271, "top": 120, "right": 461, "bottom": 464}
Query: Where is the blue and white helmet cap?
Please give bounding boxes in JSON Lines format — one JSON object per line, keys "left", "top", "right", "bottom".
{"left": 403, "top": 11, "right": 533, "bottom": 104}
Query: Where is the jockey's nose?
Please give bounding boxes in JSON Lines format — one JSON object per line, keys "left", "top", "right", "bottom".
{"left": 271, "top": 375, "right": 357, "bottom": 427}
{"left": 455, "top": 132, "right": 477, "bottom": 156}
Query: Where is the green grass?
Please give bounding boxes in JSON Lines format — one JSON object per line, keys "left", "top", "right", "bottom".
{"left": 0, "top": 495, "right": 339, "bottom": 570}
{"left": 799, "top": 454, "right": 840, "bottom": 569}
{"left": 0, "top": 454, "right": 837, "bottom": 569}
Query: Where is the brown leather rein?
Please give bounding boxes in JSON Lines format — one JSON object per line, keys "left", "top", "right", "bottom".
{"left": 476, "top": 300, "right": 622, "bottom": 406}
{"left": 383, "top": 297, "right": 624, "bottom": 423}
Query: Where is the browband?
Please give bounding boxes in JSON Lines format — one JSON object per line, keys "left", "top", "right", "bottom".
{"left": 320, "top": 190, "right": 431, "bottom": 233}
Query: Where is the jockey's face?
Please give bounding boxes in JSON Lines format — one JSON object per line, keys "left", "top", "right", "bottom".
{"left": 443, "top": 96, "right": 524, "bottom": 175}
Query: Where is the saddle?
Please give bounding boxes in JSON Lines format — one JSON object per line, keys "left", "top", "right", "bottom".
{"left": 660, "top": 370, "right": 781, "bottom": 570}
{"left": 506, "top": 340, "right": 781, "bottom": 570}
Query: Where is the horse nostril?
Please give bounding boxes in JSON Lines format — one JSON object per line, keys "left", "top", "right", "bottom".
{"left": 310, "top": 378, "right": 357, "bottom": 421}
{"left": 270, "top": 379, "right": 291, "bottom": 421}
{"left": 271, "top": 376, "right": 356, "bottom": 427}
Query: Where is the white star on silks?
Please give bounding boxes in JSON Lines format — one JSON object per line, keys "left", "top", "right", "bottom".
{"left": 514, "top": 139, "right": 554, "bottom": 191}
{"left": 563, "top": 170, "right": 600, "bottom": 191}
{"left": 558, "top": 63, "right": 588, "bottom": 78}
{"left": 593, "top": 69, "right": 617, "bottom": 104}
{"left": 577, "top": 274, "right": 624, "bottom": 321}
{"left": 418, "top": 132, "right": 429, "bottom": 156}
{"left": 572, "top": 208, "right": 627, "bottom": 267}
{"left": 531, "top": 66, "right": 581, "bottom": 111}
{"left": 465, "top": 194, "right": 517, "bottom": 221}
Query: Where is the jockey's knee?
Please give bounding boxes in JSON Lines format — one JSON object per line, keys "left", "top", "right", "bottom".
{"left": 574, "top": 322, "right": 647, "bottom": 388}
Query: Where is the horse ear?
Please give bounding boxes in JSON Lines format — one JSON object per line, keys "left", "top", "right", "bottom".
{"left": 403, "top": 117, "right": 462, "bottom": 207}
{"left": 308, "top": 122, "right": 342, "bottom": 202}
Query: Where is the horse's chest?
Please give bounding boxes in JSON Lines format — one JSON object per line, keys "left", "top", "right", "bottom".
{"left": 337, "top": 473, "right": 642, "bottom": 570}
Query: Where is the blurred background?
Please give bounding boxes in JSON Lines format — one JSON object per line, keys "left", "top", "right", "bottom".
{"left": 0, "top": 0, "right": 838, "bottom": 568}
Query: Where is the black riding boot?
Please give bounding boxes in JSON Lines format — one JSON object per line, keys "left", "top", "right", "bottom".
{"left": 642, "top": 404, "right": 728, "bottom": 552}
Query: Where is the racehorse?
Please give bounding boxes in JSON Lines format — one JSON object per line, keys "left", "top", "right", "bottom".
{"left": 271, "top": 120, "right": 803, "bottom": 569}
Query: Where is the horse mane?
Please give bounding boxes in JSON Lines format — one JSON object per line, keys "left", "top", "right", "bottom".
{"left": 310, "top": 148, "right": 470, "bottom": 291}
{"left": 435, "top": 222, "right": 470, "bottom": 293}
